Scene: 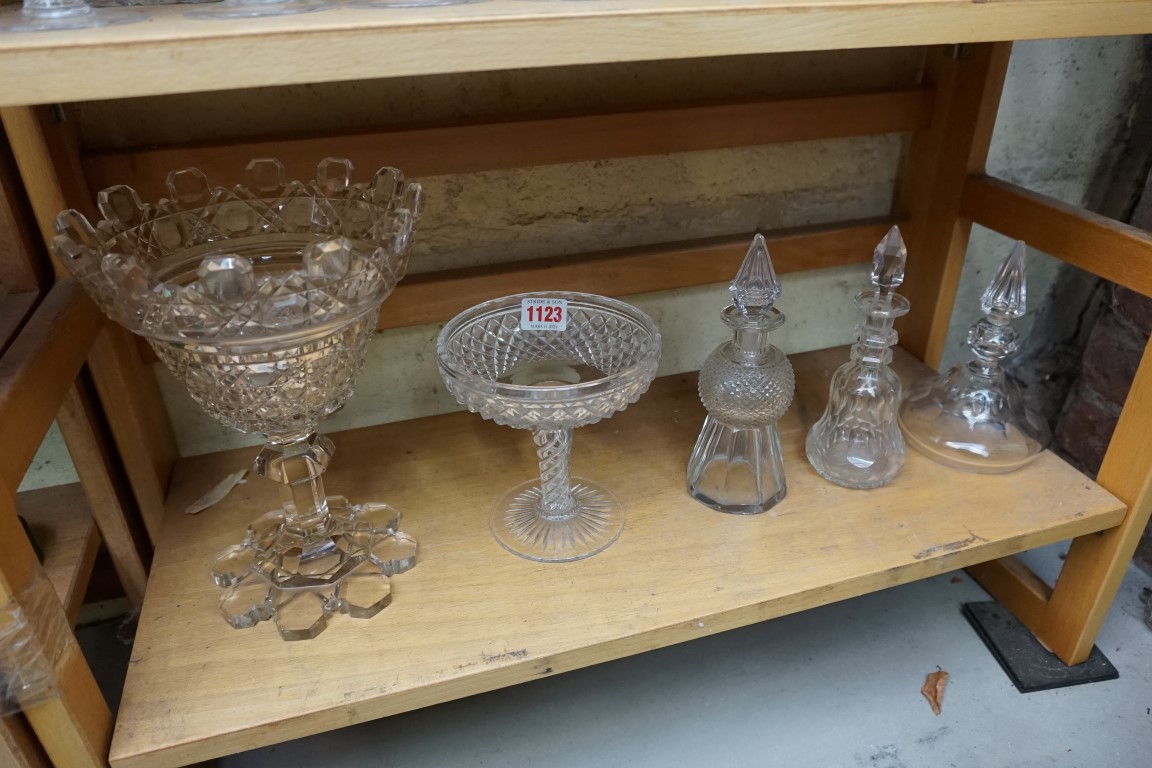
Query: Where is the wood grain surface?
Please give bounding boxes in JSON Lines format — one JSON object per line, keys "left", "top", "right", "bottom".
{"left": 1, "top": 2, "right": 1152, "bottom": 106}
{"left": 110, "top": 346, "right": 1124, "bottom": 768}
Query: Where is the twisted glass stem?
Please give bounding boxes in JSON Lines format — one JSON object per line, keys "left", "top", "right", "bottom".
{"left": 533, "top": 428, "right": 575, "bottom": 520}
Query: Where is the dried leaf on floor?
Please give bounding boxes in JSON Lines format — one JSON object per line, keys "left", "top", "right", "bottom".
{"left": 922, "top": 668, "right": 949, "bottom": 716}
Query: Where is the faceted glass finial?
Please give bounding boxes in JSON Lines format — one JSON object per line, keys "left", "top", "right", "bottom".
{"left": 730, "top": 234, "right": 781, "bottom": 314}
{"left": 872, "top": 225, "right": 907, "bottom": 290}
{"left": 981, "top": 240, "right": 1027, "bottom": 318}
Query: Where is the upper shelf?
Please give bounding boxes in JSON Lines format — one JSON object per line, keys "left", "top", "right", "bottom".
{"left": 2, "top": 0, "right": 1152, "bottom": 106}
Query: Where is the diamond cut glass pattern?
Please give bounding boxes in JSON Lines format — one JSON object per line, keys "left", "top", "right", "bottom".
{"left": 437, "top": 293, "right": 661, "bottom": 562}
{"left": 53, "top": 158, "right": 422, "bottom": 639}
{"left": 687, "top": 235, "right": 795, "bottom": 514}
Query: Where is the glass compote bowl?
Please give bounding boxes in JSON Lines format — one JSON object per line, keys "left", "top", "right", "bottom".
{"left": 437, "top": 293, "right": 661, "bottom": 562}
{"left": 52, "top": 157, "right": 423, "bottom": 640}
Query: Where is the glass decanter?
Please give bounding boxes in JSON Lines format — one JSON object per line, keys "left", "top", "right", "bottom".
{"left": 899, "top": 240, "right": 1052, "bottom": 472}
{"left": 437, "top": 292, "right": 661, "bottom": 562}
{"left": 806, "top": 226, "right": 911, "bottom": 489}
{"left": 52, "top": 158, "right": 422, "bottom": 640}
{"left": 687, "top": 234, "right": 795, "bottom": 514}
{"left": 0, "top": 0, "right": 144, "bottom": 31}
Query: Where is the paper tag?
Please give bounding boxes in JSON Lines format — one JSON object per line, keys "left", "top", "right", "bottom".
{"left": 520, "top": 297, "right": 568, "bottom": 331}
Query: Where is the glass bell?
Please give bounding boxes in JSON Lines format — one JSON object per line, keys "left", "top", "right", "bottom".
{"left": 899, "top": 240, "right": 1052, "bottom": 472}
{"left": 806, "top": 226, "right": 911, "bottom": 489}
{"left": 687, "top": 234, "right": 795, "bottom": 514}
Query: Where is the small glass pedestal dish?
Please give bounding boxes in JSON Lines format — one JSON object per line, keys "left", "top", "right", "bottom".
{"left": 687, "top": 234, "right": 795, "bottom": 514}
{"left": 0, "top": 0, "right": 145, "bottom": 31}
{"left": 899, "top": 240, "right": 1052, "bottom": 473}
{"left": 437, "top": 292, "right": 661, "bottom": 562}
{"left": 52, "top": 157, "right": 423, "bottom": 640}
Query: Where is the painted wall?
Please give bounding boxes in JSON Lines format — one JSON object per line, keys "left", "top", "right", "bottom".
{"left": 19, "top": 38, "right": 1146, "bottom": 489}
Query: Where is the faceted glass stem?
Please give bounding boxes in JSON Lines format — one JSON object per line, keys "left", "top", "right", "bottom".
{"left": 258, "top": 435, "right": 335, "bottom": 543}
{"left": 533, "top": 428, "right": 576, "bottom": 520}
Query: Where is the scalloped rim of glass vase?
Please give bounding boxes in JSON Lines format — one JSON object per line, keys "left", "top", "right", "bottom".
{"left": 58, "top": 185, "right": 415, "bottom": 346}
{"left": 435, "top": 291, "right": 662, "bottom": 404}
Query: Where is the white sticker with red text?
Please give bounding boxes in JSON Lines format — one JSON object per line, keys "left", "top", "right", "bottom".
{"left": 520, "top": 297, "right": 568, "bottom": 331}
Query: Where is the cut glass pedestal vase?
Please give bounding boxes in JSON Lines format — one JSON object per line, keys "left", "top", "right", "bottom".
{"left": 806, "top": 225, "right": 911, "bottom": 489}
{"left": 899, "top": 241, "right": 1052, "bottom": 473}
{"left": 52, "top": 158, "right": 423, "bottom": 640}
{"left": 437, "top": 293, "right": 661, "bottom": 562}
{"left": 687, "top": 234, "right": 795, "bottom": 514}
{"left": 0, "top": 0, "right": 144, "bottom": 31}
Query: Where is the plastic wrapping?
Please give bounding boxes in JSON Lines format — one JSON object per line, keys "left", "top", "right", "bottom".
{"left": 1, "top": 570, "right": 65, "bottom": 715}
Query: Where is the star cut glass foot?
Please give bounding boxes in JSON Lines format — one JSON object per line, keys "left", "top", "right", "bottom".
{"left": 213, "top": 496, "right": 417, "bottom": 640}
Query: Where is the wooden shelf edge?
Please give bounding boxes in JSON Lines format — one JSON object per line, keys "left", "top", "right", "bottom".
{"left": 4, "top": 2, "right": 1152, "bottom": 105}
{"left": 110, "top": 345, "right": 1125, "bottom": 768}
{"left": 16, "top": 483, "right": 100, "bottom": 624}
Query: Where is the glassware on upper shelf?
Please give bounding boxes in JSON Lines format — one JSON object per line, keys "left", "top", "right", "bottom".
{"left": 805, "top": 225, "right": 911, "bottom": 489}
{"left": 686, "top": 234, "right": 795, "bottom": 514}
{"left": 346, "top": 0, "right": 488, "bottom": 8}
{"left": 899, "top": 240, "right": 1052, "bottom": 473}
{"left": 184, "top": 0, "right": 334, "bottom": 18}
{"left": 437, "top": 292, "right": 661, "bottom": 562}
{"left": 52, "top": 157, "right": 423, "bottom": 639}
{"left": 0, "top": 0, "right": 145, "bottom": 31}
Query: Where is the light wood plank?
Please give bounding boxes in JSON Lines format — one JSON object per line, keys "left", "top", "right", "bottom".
{"left": 0, "top": 290, "right": 36, "bottom": 358}
{"left": 961, "top": 174, "right": 1152, "bottom": 297}
{"left": 82, "top": 88, "right": 934, "bottom": 200}
{"left": 0, "top": 125, "right": 48, "bottom": 294}
{"left": 16, "top": 483, "right": 102, "bottom": 624}
{"left": 110, "top": 346, "right": 1124, "bottom": 768}
{"left": 380, "top": 220, "right": 895, "bottom": 331}
{"left": 1, "top": 107, "right": 71, "bottom": 273}
{"left": 2, "top": 2, "right": 1152, "bottom": 106}
{"left": 87, "top": 327, "right": 176, "bottom": 545}
{"left": 897, "top": 43, "right": 1012, "bottom": 368}
{"left": 0, "top": 280, "right": 102, "bottom": 494}
{"left": 1035, "top": 334, "right": 1152, "bottom": 663}
{"left": 56, "top": 384, "right": 150, "bottom": 608}
{"left": 965, "top": 555, "right": 1053, "bottom": 630}
{"left": 0, "top": 714, "right": 51, "bottom": 768}
{"left": 0, "top": 719, "right": 48, "bottom": 768}
{"left": 0, "top": 483, "right": 111, "bottom": 768}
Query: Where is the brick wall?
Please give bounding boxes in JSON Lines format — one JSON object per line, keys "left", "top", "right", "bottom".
{"left": 1052, "top": 195, "right": 1152, "bottom": 575}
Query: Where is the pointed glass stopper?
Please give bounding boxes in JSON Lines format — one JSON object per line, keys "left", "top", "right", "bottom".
{"left": 872, "top": 225, "right": 907, "bottom": 291}
{"left": 730, "top": 234, "right": 781, "bottom": 315}
{"left": 981, "top": 240, "right": 1027, "bottom": 318}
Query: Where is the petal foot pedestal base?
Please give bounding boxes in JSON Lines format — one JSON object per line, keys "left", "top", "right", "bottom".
{"left": 211, "top": 496, "right": 417, "bottom": 640}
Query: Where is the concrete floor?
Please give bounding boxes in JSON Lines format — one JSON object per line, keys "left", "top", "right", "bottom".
{"left": 81, "top": 543, "right": 1152, "bottom": 768}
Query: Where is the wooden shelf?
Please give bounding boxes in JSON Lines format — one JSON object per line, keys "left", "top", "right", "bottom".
{"left": 2, "top": 0, "right": 1152, "bottom": 105}
{"left": 16, "top": 483, "right": 100, "bottom": 624}
{"left": 110, "top": 346, "right": 1124, "bottom": 768}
